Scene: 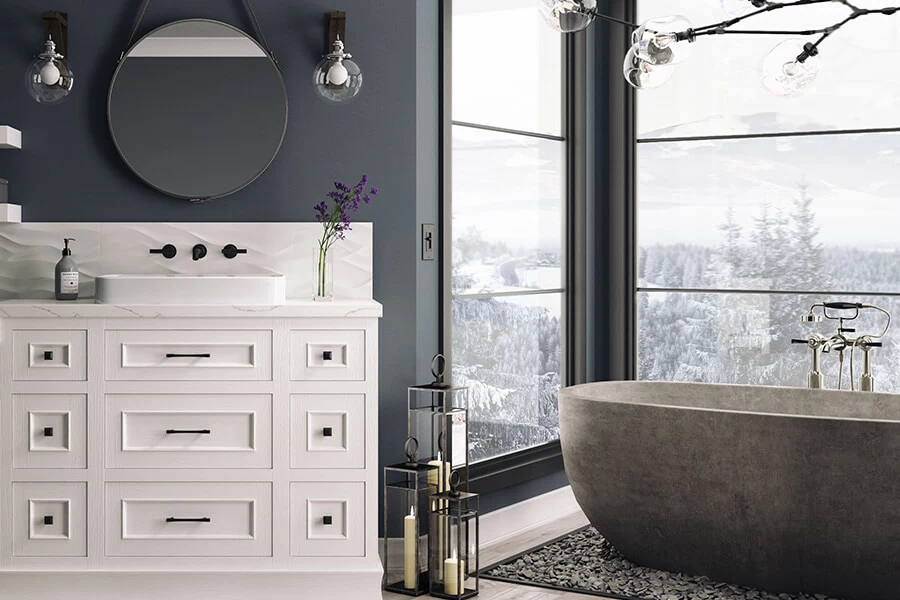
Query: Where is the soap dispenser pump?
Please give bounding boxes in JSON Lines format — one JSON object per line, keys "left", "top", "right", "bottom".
{"left": 55, "top": 238, "right": 79, "bottom": 301}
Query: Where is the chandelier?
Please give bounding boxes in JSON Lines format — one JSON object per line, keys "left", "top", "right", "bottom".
{"left": 540, "top": 0, "right": 900, "bottom": 96}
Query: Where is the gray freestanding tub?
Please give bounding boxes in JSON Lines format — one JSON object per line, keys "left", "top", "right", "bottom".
{"left": 559, "top": 381, "right": 900, "bottom": 600}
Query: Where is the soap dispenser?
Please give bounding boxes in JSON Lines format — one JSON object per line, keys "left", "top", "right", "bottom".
{"left": 55, "top": 238, "right": 79, "bottom": 301}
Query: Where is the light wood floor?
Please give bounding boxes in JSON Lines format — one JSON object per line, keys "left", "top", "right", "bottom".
{"left": 383, "top": 510, "right": 596, "bottom": 600}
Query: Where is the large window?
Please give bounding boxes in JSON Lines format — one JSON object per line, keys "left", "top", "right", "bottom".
{"left": 450, "top": 0, "right": 567, "bottom": 463}
{"left": 637, "top": 0, "right": 900, "bottom": 390}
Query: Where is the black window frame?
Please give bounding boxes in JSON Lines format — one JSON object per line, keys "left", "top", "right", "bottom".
{"left": 442, "top": 0, "right": 576, "bottom": 493}
{"left": 441, "top": 0, "right": 638, "bottom": 494}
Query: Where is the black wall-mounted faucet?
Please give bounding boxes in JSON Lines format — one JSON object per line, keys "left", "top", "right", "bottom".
{"left": 149, "top": 244, "right": 177, "bottom": 259}
{"left": 222, "top": 244, "right": 247, "bottom": 259}
{"left": 192, "top": 244, "right": 208, "bottom": 261}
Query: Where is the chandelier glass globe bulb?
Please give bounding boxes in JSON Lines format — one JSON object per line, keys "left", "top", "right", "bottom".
{"left": 623, "top": 44, "right": 676, "bottom": 90}
{"left": 720, "top": 0, "right": 763, "bottom": 18}
{"left": 25, "top": 37, "right": 75, "bottom": 105}
{"left": 762, "top": 39, "right": 820, "bottom": 96}
{"left": 540, "top": 0, "right": 597, "bottom": 33}
{"left": 632, "top": 15, "right": 694, "bottom": 66}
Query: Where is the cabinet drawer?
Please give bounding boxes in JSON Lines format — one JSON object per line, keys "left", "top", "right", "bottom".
{"left": 107, "top": 395, "right": 272, "bottom": 469}
{"left": 290, "top": 482, "right": 365, "bottom": 557}
{"left": 105, "top": 482, "right": 272, "bottom": 557}
{"left": 13, "top": 329, "right": 87, "bottom": 381}
{"left": 13, "top": 482, "right": 87, "bottom": 557}
{"left": 14, "top": 395, "right": 87, "bottom": 469}
{"left": 106, "top": 330, "right": 272, "bottom": 381}
{"left": 291, "top": 395, "right": 365, "bottom": 469}
{"left": 290, "top": 330, "right": 365, "bottom": 381}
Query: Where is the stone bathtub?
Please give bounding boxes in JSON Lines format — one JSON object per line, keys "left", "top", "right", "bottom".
{"left": 559, "top": 381, "right": 899, "bottom": 600}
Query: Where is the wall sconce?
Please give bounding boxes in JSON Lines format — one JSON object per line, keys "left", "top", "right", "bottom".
{"left": 26, "top": 11, "right": 74, "bottom": 104}
{"left": 312, "top": 11, "right": 362, "bottom": 104}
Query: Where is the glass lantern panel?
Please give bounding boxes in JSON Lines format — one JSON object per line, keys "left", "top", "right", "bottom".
{"left": 408, "top": 394, "right": 469, "bottom": 473}
{"left": 384, "top": 470, "right": 436, "bottom": 596}
{"left": 429, "top": 495, "right": 480, "bottom": 600}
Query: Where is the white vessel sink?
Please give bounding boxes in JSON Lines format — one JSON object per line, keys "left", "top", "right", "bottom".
{"left": 95, "top": 274, "right": 286, "bottom": 305}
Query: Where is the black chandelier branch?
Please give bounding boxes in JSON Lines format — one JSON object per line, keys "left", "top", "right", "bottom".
{"left": 587, "top": 0, "right": 900, "bottom": 62}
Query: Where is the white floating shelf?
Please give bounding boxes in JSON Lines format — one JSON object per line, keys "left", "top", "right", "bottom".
{"left": 0, "top": 204, "right": 22, "bottom": 223}
{"left": 0, "top": 126, "right": 22, "bottom": 149}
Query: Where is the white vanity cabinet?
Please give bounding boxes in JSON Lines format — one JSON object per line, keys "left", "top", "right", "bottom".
{"left": 0, "top": 302, "right": 382, "bottom": 600}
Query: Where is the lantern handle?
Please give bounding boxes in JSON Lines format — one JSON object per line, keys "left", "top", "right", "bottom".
{"left": 448, "top": 469, "right": 462, "bottom": 497}
{"left": 431, "top": 353, "right": 446, "bottom": 382}
{"left": 404, "top": 436, "right": 419, "bottom": 466}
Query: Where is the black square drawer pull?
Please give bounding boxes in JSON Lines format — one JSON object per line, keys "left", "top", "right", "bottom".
{"left": 322, "top": 350, "right": 333, "bottom": 361}
{"left": 322, "top": 427, "right": 333, "bottom": 437}
{"left": 43, "top": 351, "right": 54, "bottom": 361}
{"left": 44, "top": 515, "right": 53, "bottom": 526}
{"left": 322, "top": 515, "right": 333, "bottom": 525}
{"left": 44, "top": 427, "right": 54, "bottom": 437}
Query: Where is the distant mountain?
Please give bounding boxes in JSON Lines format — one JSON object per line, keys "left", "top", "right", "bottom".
{"left": 641, "top": 112, "right": 831, "bottom": 140}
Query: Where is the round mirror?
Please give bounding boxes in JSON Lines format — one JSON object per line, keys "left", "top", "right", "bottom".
{"left": 108, "top": 20, "right": 288, "bottom": 202}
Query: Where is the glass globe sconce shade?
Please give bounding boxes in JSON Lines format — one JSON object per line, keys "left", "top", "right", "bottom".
{"left": 540, "top": 0, "right": 597, "bottom": 33}
{"left": 762, "top": 39, "right": 820, "bottom": 96}
{"left": 313, "top": 38, "right": 362, "bottom": 105}
{"left": 632, "top": 15, "right": 694, "bottom": 66}
{"left": 623, "top": 44, "right": 676, "bottom": 90}
{"left": 26, "top": 37, "right": 74, "bottom": 104}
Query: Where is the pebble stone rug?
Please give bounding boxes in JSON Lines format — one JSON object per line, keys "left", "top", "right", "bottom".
{"left": 482, "top": 527, "right": 843, "bottom": 600}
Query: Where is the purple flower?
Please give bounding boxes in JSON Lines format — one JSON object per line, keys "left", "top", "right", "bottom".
{"left": 315, "top": 174, "right": 378, "bottom": 251}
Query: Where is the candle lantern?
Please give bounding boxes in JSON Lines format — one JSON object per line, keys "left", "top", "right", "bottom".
{"left": 428, "top": 470, "right": 480, "bottom": 599}
{"left": 383, "top": 437, "right": 437, "bottom": 596}
{"left": 408, "top": 354, "right": 470, "bottom": 492}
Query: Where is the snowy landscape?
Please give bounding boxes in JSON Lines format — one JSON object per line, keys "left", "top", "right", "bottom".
{"left": 451, "top": 0, "right": 900, "bottom": 463}
{"left": 638, "top": 117, "right": 900, "bottom": 391}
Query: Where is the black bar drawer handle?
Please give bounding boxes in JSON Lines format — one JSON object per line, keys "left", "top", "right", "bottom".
{"left": 322, "top": 515, "right": 333, "bottom": 525}
{"left": 322, "top": 427, "right": 333, "bottom": 437}
{"left": 166, "top": 429, "right": 211, "bottom": 435}
{"left": 44, "top": 515, "right": 54, "bottom": 526}
{"left": 44, "top": 427, "right": 54, "bottom": 437}
{"left": 166, "top": 517, "right": 211, "bottom": 523}
{"left": 165, "top": 353, "right": 211, "bottom": 359}
{"left": 322, "top": 350, "right": 333, "bottom": 361}
{"left": 43, "top": 351, "right": 54, "bottom": 361}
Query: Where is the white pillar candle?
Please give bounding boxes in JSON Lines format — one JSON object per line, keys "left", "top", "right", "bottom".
{"left": 443, "top": 550, "right": 465, "bottom": 596}
{"left": 427, "top": 453, "right": 450, "bottom": 579}
{"left": 403, "top": 506, "right": 417, "bottom": 589}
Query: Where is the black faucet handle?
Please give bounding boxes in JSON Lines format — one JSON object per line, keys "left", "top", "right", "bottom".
{"left": 150, "top": 244, "right": 177, "bottom": 259}
{"left": 222, "top": 244, "right": 248, "bottom": 259}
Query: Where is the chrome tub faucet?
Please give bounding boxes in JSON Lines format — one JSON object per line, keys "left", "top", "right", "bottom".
{"left": 792, "top": 302, "right": 891, "bottom": 392}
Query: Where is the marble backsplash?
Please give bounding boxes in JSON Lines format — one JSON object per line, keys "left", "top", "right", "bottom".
{"left": 0, "top": 223, "right": 373, "bottom": 301}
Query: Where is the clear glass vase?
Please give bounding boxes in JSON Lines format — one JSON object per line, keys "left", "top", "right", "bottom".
{"left": 313, "top": 247, "right": 334, "bottom": 302}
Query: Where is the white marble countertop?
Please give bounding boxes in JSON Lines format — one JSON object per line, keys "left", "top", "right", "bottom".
{"left": 0, "top": 299, "right": 383, "bottom": 319}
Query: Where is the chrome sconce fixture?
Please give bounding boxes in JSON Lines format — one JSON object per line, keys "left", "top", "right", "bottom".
{"left": 313, "top": 11, "right": 362, "bottom": 104}
{"left": 26, "top": 11, "right": 74, "bottom": 104}
{"left": 540, "top": 0, "right": 900, "bottom": 96}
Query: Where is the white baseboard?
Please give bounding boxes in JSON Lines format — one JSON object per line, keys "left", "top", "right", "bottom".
{"left": 480, "top": 485, "right": 581, "bottom": 549}
{"left": 380, "top": 485, "right": 583, "bottom": 563}
{"left": 0, "top": 570, "right": 383, "bottom": 600}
